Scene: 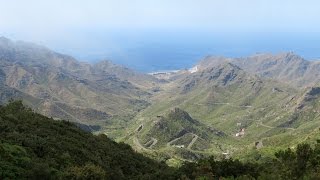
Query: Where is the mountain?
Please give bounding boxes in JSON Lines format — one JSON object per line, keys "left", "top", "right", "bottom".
{"left": 200, "top": 52, "right": 320, "bottom": 87}
{"left": 125, "top": 57, "right": 320, "bottom": 162}
{"left": 3, "top": 37, "right": 320, "bottom": 166}
{"left": 128, "top": 107, "right": 225, "bottom": 161}
{"left": 93, "top": 60, "right": 161, "bottom": 89}
{"left": 0, "top": 37, "right": 158, "bottom": 130}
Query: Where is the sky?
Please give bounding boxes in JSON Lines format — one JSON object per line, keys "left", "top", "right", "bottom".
{"left": 1, "top": 0, "right": 320, "bottom": 71}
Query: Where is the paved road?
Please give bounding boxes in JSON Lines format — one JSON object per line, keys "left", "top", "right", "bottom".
{"left": 258, "top": 122, "right": 295, "bottom": 130}
{"left": 167, "top": 136, "right": 183, "bottom": 147}
{"left": 149, "top": 138, "right": 158, "bottom": 148}
{"left": 194, "top": 102, "right": 252, "bottom": 108}
{"left": 133, "top": 137, "right": 149, "bottom": 151}
{"left": 187, "top": 134, "right": 199, "bottom": 149}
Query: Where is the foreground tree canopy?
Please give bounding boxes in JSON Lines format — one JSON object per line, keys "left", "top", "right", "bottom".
{"left": 1, "top": 101, "right": 320, "bottom": 179}
{"left": 0, "top": 100, "right": 173, "bottom": 179}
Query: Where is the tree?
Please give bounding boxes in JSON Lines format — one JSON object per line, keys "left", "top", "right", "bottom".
{"left": 64, "top": 163, "right": 107, "bottom": 180}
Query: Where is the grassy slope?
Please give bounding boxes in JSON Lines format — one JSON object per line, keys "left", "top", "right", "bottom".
{"left": 123, "top": 62, "right": 320, "bottom": 163}
{"left": 0, "top": 38, "right": 158, "bottom": 130}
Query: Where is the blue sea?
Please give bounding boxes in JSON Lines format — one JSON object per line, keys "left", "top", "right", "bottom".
{"left": 50, "top": 31, "right": 320, "bottom": 72}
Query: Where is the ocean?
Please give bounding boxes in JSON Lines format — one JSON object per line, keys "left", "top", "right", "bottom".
{"left": 51, "top": 31, "right": 320, "bottom": 73}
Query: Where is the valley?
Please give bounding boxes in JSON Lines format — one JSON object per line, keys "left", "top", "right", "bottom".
{"left": 1, "top": 37, "right": 320, "bottom": 165}
{"left": 122, "top": 55, "right": 320, "bottom": 163}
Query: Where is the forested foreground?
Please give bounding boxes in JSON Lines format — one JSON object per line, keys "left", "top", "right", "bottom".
{"left": 0, "top": 101, "right": 173, "bottom": 180}
{"left": 1, "top": 101, "right": 320, "bottom": 179}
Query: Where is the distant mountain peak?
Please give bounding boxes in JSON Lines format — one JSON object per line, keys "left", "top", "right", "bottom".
{"left": 222, "top": 61, "right": 241, "bottom": 70}
{"left": 0, "top": 36, "right": 13, "bottom": 47}
{"left": 248, "top": 52, "right": 304, "bottom": 62}
{"left": 0, "top": 37, "right": 157, "bottom": 124}
{"left": 212, "top": 52, "right": 320, "bottom": 87}
{"left": 0, "top": 36, "right": 10, "bottom": 42}
{"left": 94, "top": 60, "right": 116, "bottom": 69}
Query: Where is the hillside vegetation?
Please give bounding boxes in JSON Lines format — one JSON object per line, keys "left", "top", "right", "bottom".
{"left": 2, "top": 101, "right": 320, "bottom": 179}
{"left": 3, "top": 37, "right": 320, "bottom": 173}
{"left": 125, "top": 58, "right": 320, "bottom": 162}
{"left": 0, "top": 101, "right": 173, "bottom": 179}
{"left": 0, "top": 37, "right": 158, "bottom": 129}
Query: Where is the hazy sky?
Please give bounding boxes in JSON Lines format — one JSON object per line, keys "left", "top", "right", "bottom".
{"left": 1, "top": 0, "right": 320, "bottom": 71}
{"left": 1, "top": 0, "right": 319, "bottom": 38}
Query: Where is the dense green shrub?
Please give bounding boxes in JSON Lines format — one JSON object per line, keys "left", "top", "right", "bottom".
{"left": 176, "top": 142, "right": 320, "bottom": 179}
{"left": 2, "top": 101, "right": 320, "bottom": 179}
{"left": 0, "top": 101, "right": 174, "bottom": 179}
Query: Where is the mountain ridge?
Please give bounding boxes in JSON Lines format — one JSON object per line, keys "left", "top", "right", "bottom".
{"left": 198, "top": 52, "right": 320, "bottom": 87}
{"left": 125, "top": 53, "right": 320, "bottom": 162}
{"left": 0, "top": 37, "right": 158, "bottom": 128}
{"left": 2, "top": 37, "right": 320, "bottom": 163}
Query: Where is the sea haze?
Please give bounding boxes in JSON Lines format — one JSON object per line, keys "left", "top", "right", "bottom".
{"left": 49, "top": 31, "right": 320, "bottom": 72}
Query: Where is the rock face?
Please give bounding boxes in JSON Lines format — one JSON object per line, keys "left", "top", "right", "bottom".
{"left": 255, "top": 141, "right": 263, "bottom": 149}
{"left": 306, "top": 87, "right": 320, "bottom": 96}
{"left": 296, "top": 86, "right": 320, "bottom": 110}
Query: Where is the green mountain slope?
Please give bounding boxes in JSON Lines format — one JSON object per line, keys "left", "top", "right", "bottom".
{"left": 128, "top": 107, "right": 226, "bottom": 161}
{"left": 2, "top": 101, "right": 320, "bottom": 179}
{"left": 3, "top": 37, "right": 320, "bottom": 166}
{"left": 0, "top": 101, "right": 173, "bottom": 179}
{"left": 125, "top": 60, "right": 320, "bottom": 162}
{"left": 0, "top": 37, "right": 158, "bottom": 128}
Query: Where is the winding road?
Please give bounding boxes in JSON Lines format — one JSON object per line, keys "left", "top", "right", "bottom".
{"left": 187, "top": 134, "right": 199, "bottom": 149}
{"left": 133, "top": 137, "right": 150, "bottom": 151}
{"left": 258, "top": 121, "right": 295, "bottom": 130}
{"left": 194, "top": 102, "right": 252, "bottom": 108}
{"left": 166, "top": 133, "right": 199, "bottom": 150}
